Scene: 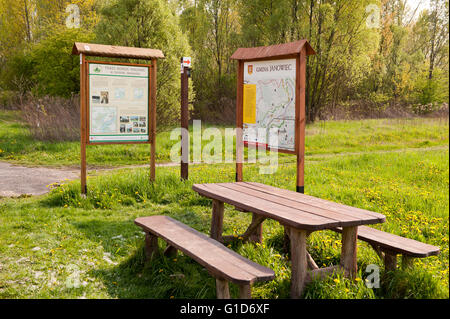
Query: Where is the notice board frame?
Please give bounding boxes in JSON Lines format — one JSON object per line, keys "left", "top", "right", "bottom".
{"left": 231, "top": 40, "right": 315, "bottom": 194}
{"left": 74, "top": 42, "right": 163, "bottom": 194}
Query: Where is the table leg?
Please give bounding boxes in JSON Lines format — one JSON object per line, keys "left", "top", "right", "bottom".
{"left": 340, "top": 226, "right": 358, "bottom": 277}
{"left": 289, "top": 228, "right": 308, "bottom": 299}
{"left": 216, "top": 278, "right": 230, "bottom": 299}
{"left": 210, "top": 199, "right": 224, "bottom": 242}
{"left": 247, "top": 213, "right": 265, "bottom": 243}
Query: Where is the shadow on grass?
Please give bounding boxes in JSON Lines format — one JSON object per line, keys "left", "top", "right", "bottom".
{"left": 88, "top": 243, "right": 220, "bottom": 299}
{"left": 71, "top": 214, "right": 225, "bottom": 299}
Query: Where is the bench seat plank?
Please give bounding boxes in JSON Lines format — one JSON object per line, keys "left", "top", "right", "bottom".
{"left": 135, "top": 216, "right": 275, "bottom": 285}
{"left": 335, "top": 226, "right": 440, "bottom": 257}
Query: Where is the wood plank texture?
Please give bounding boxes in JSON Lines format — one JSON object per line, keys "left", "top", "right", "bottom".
{"left": 150, "top": 59, "right": 157, "bottom": 181}
{"left": 216, "top": 279, "right": 230, "bottom": 299}
{"left": 144, "top": 233, "right": 159, "bottom": 260}
{"left": 334, "top": 225, "right": 440, "bottom": 257}
{"left": 384, "top": 252, "right": 398, "bottom": 271}
{"left": 135, "top": 216, "right": 275, "bottom": 285}
{"left": 340, "top": 226, "right": 358, "bottom": 277}
{"left": 236, "top": 60, "right": 244, "bottom": 182}
{"left": 73, "top": 42, "right": 164, "bottom": 60}
{"left": 192, "top": 183, "right": 385, "bottom": 230}
{"left": 230, "top": 40, "right": 315, "bottom": 61}
{"left": 238, "top": 284, "right": 252, "bottom": 299}
{"left": 210, "top": 199, "right": 224, "bottom": 242}
{"left": 244, "top": 182, "right": 386, "bottom": 221}
{"left": 289, "top": 228, "right": 308, "bottom": 298}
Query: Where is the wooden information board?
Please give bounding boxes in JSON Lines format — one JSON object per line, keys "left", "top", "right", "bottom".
{"left": 72, "top": 42, "right": 164, "bottom": 194}
{"left": 231, "top": 40, "right": 315, "bottom": 193}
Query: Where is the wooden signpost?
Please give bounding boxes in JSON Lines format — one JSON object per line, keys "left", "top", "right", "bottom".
{"left": 72, "top": 43, "right": 164, "bottom": 194}
{"left": 230, "top": 40, "right": 315, "bottom": 242}
{"left": 180, "top": 57, "right": 191, "bottom": 180}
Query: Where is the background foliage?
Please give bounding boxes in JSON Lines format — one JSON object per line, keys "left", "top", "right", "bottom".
{"left": 0, "top": 0, "right": 448, "bottom": 130}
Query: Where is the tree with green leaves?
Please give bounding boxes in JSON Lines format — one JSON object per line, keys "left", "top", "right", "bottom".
{"left": 95, "top": 0, "right": 192, "bottom": 126}
{"left": 179, "top": 0, "right": 240, "bottom": 122}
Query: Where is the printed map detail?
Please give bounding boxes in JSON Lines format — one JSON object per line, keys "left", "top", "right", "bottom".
{"left": 243, "top": 59, "right": 296, "bottom": 151}
{"left": 91, "top": 106, "right": 117, "bottom": 134}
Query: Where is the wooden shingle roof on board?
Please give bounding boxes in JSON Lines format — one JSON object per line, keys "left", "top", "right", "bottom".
{"left": 230, "top": 39, "right": 315, "bottom": 61}
{"left": 72, "top": 42, "right": 164, "bottom": 60}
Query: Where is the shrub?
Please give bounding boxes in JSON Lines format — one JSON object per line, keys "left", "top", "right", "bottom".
{"left": 17, "top": 93, "right": 80, "bottom": 141}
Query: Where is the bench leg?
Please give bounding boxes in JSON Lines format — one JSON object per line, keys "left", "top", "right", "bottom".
{"left": 402, "top": 255, "right": 414, "bottom": 269}
{"left": 289, "top": 228, "right": 308, "bottom": 299}
{"left": 164, "top": 245, "right": 178, "bottom": 257}
{"left": 216, "top": 278, "right": 230, "bottom": 299}
{"left": 340, "top": 226, "right": 358, "bottom": 278}
{"left": 283, "top": 226, "right": 290, "bottom": 254}
{"left": 238, "top": 284, "right": 252, "bottom": 299}
{"left": 384, "top": 251, "right": 397, "bottom": 271}
{"left": 210, "top": 200, "right": 224, "bottom": 242}
{"left": 144, "top": 232, "right": 159, "bottom": 260}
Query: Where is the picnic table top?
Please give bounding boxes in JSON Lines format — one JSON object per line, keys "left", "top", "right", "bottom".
{"left": 192, "top": 182, "right": 386, "bottom": 231}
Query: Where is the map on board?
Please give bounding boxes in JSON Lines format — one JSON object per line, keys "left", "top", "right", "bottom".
{"left": 243, "top": 59, "right": 296, "bottom": 151}
{"left": 90, "top": 106, "right": 117, "bottom": 134}
{"left": 88, "top": 63, "right": 149, "bottom": 143}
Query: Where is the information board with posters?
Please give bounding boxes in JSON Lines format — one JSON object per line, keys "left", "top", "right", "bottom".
{"left": 88, "top": 62, "right": 149, "bottom": 143}
{"left": 242, "top": 58, "right": 296, "bottom": 151}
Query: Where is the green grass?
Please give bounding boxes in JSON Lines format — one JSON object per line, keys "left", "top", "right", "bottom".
{"left": 0, "top": 110, "right": 448, "bottom": 298}
{"left": 0, "top": 110, "right": 448, "bottom": 167}
{"left": 0, "top": 146, "right": 448, "bottom": 298}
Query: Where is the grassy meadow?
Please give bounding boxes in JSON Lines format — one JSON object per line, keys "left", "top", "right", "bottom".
{"left": 0, "top": 110, "right": 448, "bottom": 167}
{"left": 0, "top": 112, "right": 448, "bottom": 299}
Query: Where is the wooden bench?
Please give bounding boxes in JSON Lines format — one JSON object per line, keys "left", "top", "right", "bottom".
{"left": 134, "top": 215, "right": 275, "bottom": 299}
{"left": 333, "top": 226, "right": 440, "bottom": 270}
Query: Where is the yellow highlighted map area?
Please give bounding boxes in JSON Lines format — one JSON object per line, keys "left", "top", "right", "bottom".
{"left": 243, "top": 84, "right": 256, "bottom": 124}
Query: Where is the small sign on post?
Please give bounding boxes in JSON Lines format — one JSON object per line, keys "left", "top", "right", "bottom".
{"left": 182, "top": 57, "right": 191, "bottom": 67}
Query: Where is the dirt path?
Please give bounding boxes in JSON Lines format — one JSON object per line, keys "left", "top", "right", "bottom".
{"left": 0, "top": 145, "right": 447, "bottom": 197}
{"left": 0, "top": 162, "right": 79, "bottom": 197}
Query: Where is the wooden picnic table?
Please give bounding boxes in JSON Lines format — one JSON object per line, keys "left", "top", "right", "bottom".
{"left": 192, "top": 182, "right": 386, "bottom": 298}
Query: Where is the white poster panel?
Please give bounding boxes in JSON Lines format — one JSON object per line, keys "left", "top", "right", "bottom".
{"left": 88, "top": 63, "right": 149, "bottom": 142}
{"left": 243, "top": 59, "right": 296, "bottom": 151}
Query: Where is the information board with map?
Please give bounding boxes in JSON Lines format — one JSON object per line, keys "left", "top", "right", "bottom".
{"left": 88, "top": 62, "right": 149, "bottom": 143}
{"left": 242, "top": 59, "right": 296, "bottom": 151}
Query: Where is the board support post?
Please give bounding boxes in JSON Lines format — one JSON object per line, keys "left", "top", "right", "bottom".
{"left": 180, "top": 59, "right": 189, "bottom": 181}
{"left": 296, "top": 47, "right": 306, "bottom": 194}
{"left": 150, "top": 58, "right": 157, "bottom": 182}
{"left": 235, "top": 60, "right": 244, "bottom": 182}
{"left": 80, "top": 53, "right": 87, "bottom": 195}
